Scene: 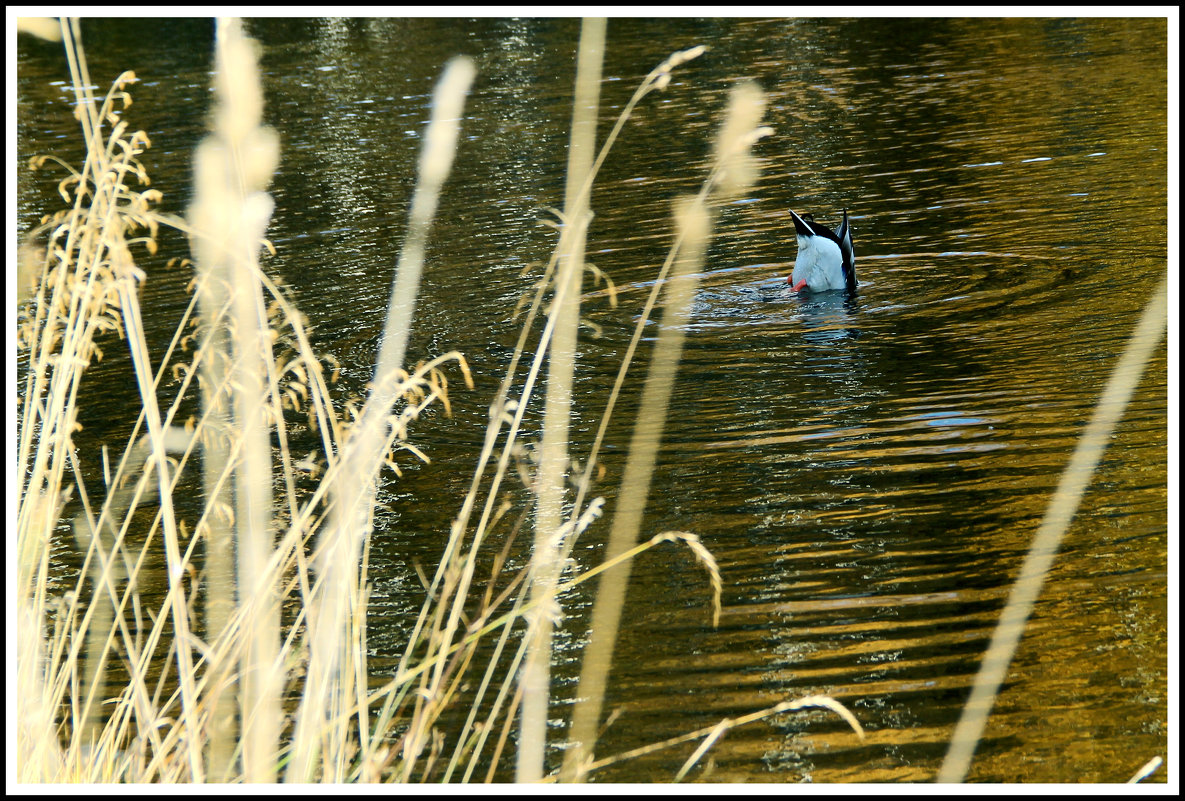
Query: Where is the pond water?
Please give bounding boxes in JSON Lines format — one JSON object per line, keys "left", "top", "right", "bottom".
{"left": 17, "top": 16, "right": 1169, "bottom": 783}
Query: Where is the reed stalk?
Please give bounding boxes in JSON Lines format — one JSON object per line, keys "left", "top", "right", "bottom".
{"left": 285, "top": 54, "right": 476, "bottom": 782}
{"left": 559, "top": 197, "right": 710, "bottom": 781}
{"left": 516, "top": 16, "right": 606, "bottom": 783}
{"left": 187, "top": 17, "right": 282, "bottom": 781}
{"left": 16, "top": 16, "right": 186, "bottom": 781}
{"left": 937, "top": 271, "right": 1169, "bottom": 783}
{"left": 562, "top": 80, "right": 771, "bottom": 781}
{"left": 192, "top": 82, "right": 236, "bottom": 784}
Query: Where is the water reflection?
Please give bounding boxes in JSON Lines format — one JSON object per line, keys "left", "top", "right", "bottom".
{"left": 16, "top": 15, "right": 1166, "bottom": 784}
{"left": 569, "top": 17, "right": 1165, "bottom": 784}
{"left": 794, "top": 288, "right": 861, "bottom": 353}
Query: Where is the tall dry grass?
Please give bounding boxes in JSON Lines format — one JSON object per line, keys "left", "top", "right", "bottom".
{"left": 15, "top": 17, "right": 867, "bottom": 784}
{"left": 516, "top": 16, "right": 605, "bottom": 783}
{"left": 937, "top": 272, "right": 1169, "bottom": 783}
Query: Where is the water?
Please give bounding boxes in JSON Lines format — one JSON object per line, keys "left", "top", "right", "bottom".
{"left": 16, "top": 17, "right": 1168, "bottom": 783}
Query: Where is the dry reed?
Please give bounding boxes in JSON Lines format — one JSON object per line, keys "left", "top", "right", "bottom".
{"left": 285, "top": 52, "right": 476, "bottom": 784}
{"left": 17, "top": 16, "right": 187, "bottom": 781}
{"left": 937, "top": 271, "right": 1169, "bottom": 783}
{"left": 561, "top": 80, "right": 772, "bottom": 781}
{"left": 188, "top": 17, "right": 282, "bottom": 782}
{"left": 516, "top": 16, "right": 606, "bottom": 783}
{"left": 16, "top": 17, "right": 868, "bottom": 785}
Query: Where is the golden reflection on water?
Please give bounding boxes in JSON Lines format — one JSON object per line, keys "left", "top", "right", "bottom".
{"left": 16, "top": 15, "right": 1166, "bottom": 784}
{"left": 565, "top": 17, "right": 1165, "bottom": 784}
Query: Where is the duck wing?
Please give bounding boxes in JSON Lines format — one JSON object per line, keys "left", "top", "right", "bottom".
{"left": 837, "top": 208, "right": 857, "bottom": 291}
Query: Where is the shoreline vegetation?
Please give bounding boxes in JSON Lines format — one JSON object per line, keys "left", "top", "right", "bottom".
{"left": 15, "top": 17, "right": 861, "bottom": 782}
{"left": 15, "top": 16, "right": 1163, "bottom": 785}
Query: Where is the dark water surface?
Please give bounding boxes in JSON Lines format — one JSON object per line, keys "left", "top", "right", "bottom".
{"left": 17, "top": 17, "right": 1168, "bottom": 783}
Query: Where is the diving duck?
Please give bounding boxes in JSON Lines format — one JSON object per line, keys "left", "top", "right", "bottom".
{"left": 788, "top": 208, "right": 856, "bottom": 293}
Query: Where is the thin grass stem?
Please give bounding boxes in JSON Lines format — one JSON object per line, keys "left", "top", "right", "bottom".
{"left": 937, "top": 272, "right": 1168, "bottom": 783}
{"left": 561, "top": 81, "right": 769, "bottom": 782}
{"left": 516, "top": 16, "right": 606, "bottom": 783}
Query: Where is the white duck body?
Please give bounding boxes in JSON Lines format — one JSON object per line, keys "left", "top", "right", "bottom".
{"left": 789, "top": 209, "right": 856, "bottom": 292}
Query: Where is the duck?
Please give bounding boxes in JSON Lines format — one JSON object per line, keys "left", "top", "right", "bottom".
{"left": 788, "top": 208, "right": 856, "bottom": 293}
